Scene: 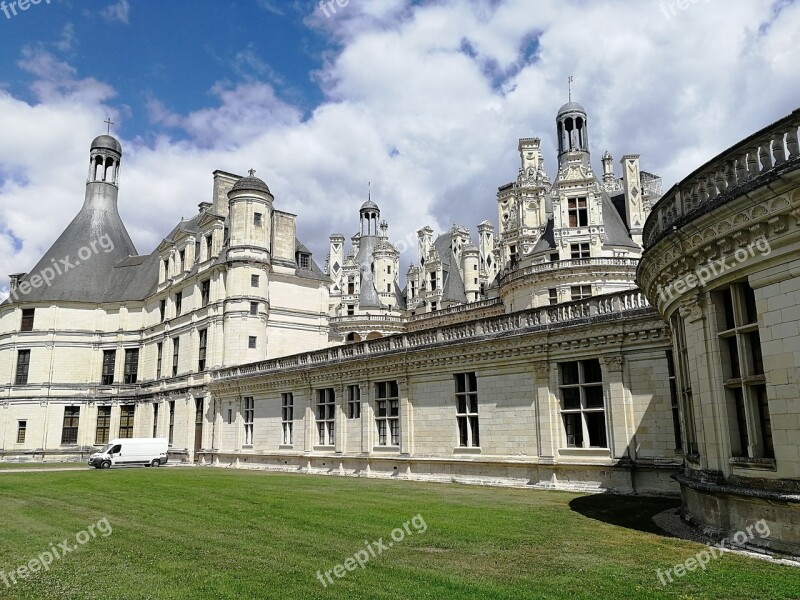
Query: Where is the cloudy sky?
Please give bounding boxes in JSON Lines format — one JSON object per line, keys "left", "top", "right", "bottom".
{"left": 0, "top": 0, "right": 798, "bottom": 298}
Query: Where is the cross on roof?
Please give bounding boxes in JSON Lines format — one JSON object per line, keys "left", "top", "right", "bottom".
{"left": 104, "top": 117, "right": 114, "bottom": 134}
{"left": 568, "top": 76, "right": 574, "bottom": 102}
{"left": 248, "top": 168, "right": 256, "bottom": 177}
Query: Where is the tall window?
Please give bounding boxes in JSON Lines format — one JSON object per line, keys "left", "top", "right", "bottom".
{"left": 254, "top": 212, "right": 262, "bottom": 226}
{"left": 119, "top": 405, "right": 135, "bottom": 439}
{"left": 347, "top": 385, "right": 361, "bottom": 419}
{"left": 61, "top": 407, "right": 80, "bottom": 445}
{"left": 201, "top": 280, "right": 210, "bottom": 307}
{"left": 568, "top": 197, "right": 589, "bottom": 227}
{"left": 15, "top": 350, "right": 30, "bottom": 385}
{"left": 666, "top": 350, "right": 683, "bottom": 451}
{"left": 548, "top": 288, "right": 558, "bottom": 306}
{"left": 282, "top": 393, "right": 293, "bottom": 445}
{"left": 20, "top": 308, "right": 35, "bottom": 332}
{"left": 101, "top": 350, "right": 116, "bottom": 385}
{"left": 248, "top": 336, "right": 257, "bottom": 349}
{"left": 95, "top": 406, "right": 111, "bottom": 445}
{"left": 570, "top": 243, "right": 590, "bottom": 259}
{"left": 672, "top": 314, "right": 698, "bottom": 454}
{"left": 16, "top": 421, "right": 26, "bottom": 444}
{"left": 175, "top": 291, "right": 182, "bottom": 316}
{"left": 454, "top": 373, "right": 479, "bottom": 447}
{"left": 159, "top": 299, "right": 166, "bottom": 322}
{"left": 162, "top": 259, "right": 169, "bottom": 280}
{"left": 717, "top": 282, "right": 773, "bottom": 459}
{"left": 168, "top": 401, "right": 175, "bottom": 445}
{"left": 172, "top": 337, "right": 180, "bottom": 377}
{"left": 376, "top": 381, "right": 399, "bottom": 446}
{"left": 429, "top": 272, "right": 437, "bottom": 291}
{"left": 559, "top": 360, "right": 606, "bottom": 448}
{"left": 156, "top": 342, "right": 163, "bottom": 379}
{"left": 205, "top": 234, "right": 213, "bottom": 260}
{"left": 571, "top": 285, "right": 592, "bottom": 301}
{"left": 198, "top": 329, "right": 208, "bottom": 371}
{"left": 243, "top": 397, "right": 255, "bottom": 446}
{"left": 251, "top": 274, "right": 260, "bottom": 288}
{"left": 123, "top": 349, "right": 139, "bottom": 384}
{"left": 153, "top": 403, "right": 159, "bottom": 438}
{"left": 178, "top": 249, "right": 185, "bottom": 272}
{"left": 316, "top": 388, "right": 335, "bottom": 446}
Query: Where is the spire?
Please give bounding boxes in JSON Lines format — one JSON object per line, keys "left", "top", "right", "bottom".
{"left": 568, "top": 75, "right": 573, "bottom": 103}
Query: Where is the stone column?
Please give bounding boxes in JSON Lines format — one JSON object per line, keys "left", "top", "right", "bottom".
{"left": 600, "top": 355, "right": 626, "bottom": 458}
{"left": 334, "top": 384, "right": 345, "bottom": 454}
{"left": 532, "top": 361, "right": 552, "bottom": 460}
{"left": 359, "top": 382, "right": 372, "bottom": 454}
{"left": 398, "top": 376, "right": 412, "bottom": 455}
{"left": 303, "top": 384, "right": 314, "bottom": 452}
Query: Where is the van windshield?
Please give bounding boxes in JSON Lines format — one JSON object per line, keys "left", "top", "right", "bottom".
{"left": 99, "top": 444, "right": 113, "bottom": 454}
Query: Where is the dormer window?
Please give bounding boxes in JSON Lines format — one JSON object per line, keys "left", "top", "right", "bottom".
{"left": 298, "top": 253, "right": 310, "bottom": 270}
{"left": 178, "top": 249, "right": 186, "bottom": 272}
{"left": 568, "top": 197, "right": 589, "bottom": 227}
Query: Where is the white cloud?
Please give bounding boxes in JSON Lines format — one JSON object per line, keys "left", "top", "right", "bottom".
{"left": 1, "top": 0, "right": 799, "bottom": 300}
{"left": 100, "top": 0, "right": 130, "bottom": 25}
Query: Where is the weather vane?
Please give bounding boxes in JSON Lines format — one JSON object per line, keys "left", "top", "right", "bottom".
{"left": 104, "top": 117, "right": 114, "bottom": 134}
{"left": 568, "top": 76, "right": 573, "bottom": 102}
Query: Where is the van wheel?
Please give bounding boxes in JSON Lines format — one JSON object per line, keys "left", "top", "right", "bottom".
{"left": 150, "top": 459, "right": 160, "bottom": 468}
{"left": 100, "top": 461, "right": 111, "bottom": 469}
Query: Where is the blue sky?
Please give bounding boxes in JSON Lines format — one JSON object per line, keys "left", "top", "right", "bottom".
{"left": 0, "top": 0, "right": 799, "bottom": 297}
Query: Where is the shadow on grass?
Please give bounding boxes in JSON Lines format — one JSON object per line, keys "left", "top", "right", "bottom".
{"left": 568, "top": 493, "right": 681, "bottom": 537}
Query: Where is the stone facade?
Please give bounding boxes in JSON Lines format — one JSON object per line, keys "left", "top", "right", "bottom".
{"left": 638, "top": 108, "right": 800, "bottom": 554}
{"left": 0, "top": 137, "right": 331, "bottom": 462}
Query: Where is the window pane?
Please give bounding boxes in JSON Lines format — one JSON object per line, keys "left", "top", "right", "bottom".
{"left": 468, "top": 394, "right": 478, "bottom": 414}
{"left": 456, "top": 396, "right": 467, "bottom": 414}
{"left": 582, "top": 359, "right": 602, "bottom": 383}
{"left": 584, "top": 386, "right": 604, "bottom": 409}
{"left": 470, "top": 416, "right": 480, "bottom": 447}
{"left": 457, "top": 416, "right": 468, "bottom": 447}
{"left": 563, "top": 413, "right": 583, "bottom": 447}
{"left": 562, "top": 387, "right": 580, "bottom": 410}
{"left": 561, "top": 362, "right": 579, "bottom": 385}
{"left": 585, "top": 412, "right": 607, "bottom": 448}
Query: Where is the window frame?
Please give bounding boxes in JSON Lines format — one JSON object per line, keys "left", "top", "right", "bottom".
{"left": 281, "top": 393, "right": 294, "bottom": 445}
{"left": 243, "top": 396, "right": 255, "bottom": 446}
{"left": 454, "top": 372, "right": 480, "bottom": 448}
{"left": 316, "top": 388, "right": 335, "bottom": 446}
{"left": 118, "top": 404, "right": 135, "bottom": 439}
{"left": 15, "top": 349, "right": 30, "bottom": 385}
{"left": 375, "top": 381, "right": 400, "bottom": 447}
{"left": 20, "top": 308, "right": 35, "bottom": 332}
{"left": 95, "top": 406, "right": 111, "bottom": 445}
{"left": 61, "top": 406, "right": 80, "bottom": 445}
{"left": 558, "top": 360, "right": 607, "bottom": 449}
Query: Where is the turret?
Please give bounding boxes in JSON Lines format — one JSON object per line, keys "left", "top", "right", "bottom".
{"left": 556, "top": 101, "right": 590, "bottom": 168}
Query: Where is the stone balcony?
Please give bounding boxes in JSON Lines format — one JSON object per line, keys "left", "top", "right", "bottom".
{"left": 642, "top": 108, "right": 800, "bottom": 250}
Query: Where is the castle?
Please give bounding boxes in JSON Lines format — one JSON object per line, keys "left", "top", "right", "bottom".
{"left": 2, "top": 102, "right": 799, "bottom": 555}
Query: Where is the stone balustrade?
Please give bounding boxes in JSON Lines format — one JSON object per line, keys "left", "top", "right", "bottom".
{"left": 643, "top": 109, "right": 800, "bottom": 249}
{"left": 499, "top": 257, "right": 640, "bottom": 286}
{"left": 213, "top": 289, "right": 653, "bottom": 381}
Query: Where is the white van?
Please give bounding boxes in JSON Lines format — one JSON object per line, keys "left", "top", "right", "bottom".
{"left": 88, "top": 438, "right": 169, "bottom": 469}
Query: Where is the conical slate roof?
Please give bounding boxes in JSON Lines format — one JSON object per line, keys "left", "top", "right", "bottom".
{"left": 7, "top": 186, "right": 138, "bottom": 304}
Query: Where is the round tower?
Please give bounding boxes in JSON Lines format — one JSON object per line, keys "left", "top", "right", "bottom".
{"left": 85, "top": 134, "right": 122, "bottom": 210}
{"left": 360, "top": 199, "right": 380, "bottom": 236}
{"left": 222, "top": 171, "right": 272, "bottom": 366}
{"left": 556, "top": 101, "right": 590, "bottom": 167}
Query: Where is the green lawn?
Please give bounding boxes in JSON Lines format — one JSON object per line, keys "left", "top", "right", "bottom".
{"left": 0, "top": 469, "right": 796, "bottom": 599}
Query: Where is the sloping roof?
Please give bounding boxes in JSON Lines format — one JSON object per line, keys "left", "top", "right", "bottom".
{"left": 433, "top": 232, "right": 468, "bottom": 304}
{"left": 531, "top": 218, "right": 556, "bottom": 254}
{"left": 601, "top": 192, "right": 639, "bottom": 249}
{"left": 5, "top": 188, "right": 138, "bottom": 304}
{"left": 294, "top": 239, "right": 331, "bottom": 283}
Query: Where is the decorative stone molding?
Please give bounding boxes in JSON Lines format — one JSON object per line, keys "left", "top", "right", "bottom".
{"left": 599, "top": 355, "right": 624, "bottom": 372}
